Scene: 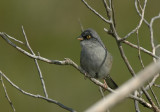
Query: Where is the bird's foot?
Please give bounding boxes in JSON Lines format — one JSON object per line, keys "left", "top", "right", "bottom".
{"left": 103, "top": 79, "right": 108, "bottom": 89}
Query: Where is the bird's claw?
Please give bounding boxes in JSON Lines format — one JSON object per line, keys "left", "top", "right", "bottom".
{"left": 103, "top": 79, "right": 108, "bottom": 89}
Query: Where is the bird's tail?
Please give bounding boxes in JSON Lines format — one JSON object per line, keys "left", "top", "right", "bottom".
{"left": 105, "top": 76, "right": 118, "bottom": 89}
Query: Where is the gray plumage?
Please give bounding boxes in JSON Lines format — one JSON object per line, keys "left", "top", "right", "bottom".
{"left": 78, "top": 28, "right": 118, "bottom": 89}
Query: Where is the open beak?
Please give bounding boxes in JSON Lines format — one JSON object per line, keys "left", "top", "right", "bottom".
{"left": 77, "top": 36, "right": 84, "bottom": 41}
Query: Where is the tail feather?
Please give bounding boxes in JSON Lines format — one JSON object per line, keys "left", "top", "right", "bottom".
{"left": 105, "top": 76, "right": 118, "bottom": 89}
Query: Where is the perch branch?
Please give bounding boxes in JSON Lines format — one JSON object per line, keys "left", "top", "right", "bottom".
{"left": 85, "top": 60, "right": 160, "bottom": 112}
{"left": 0, "top": 32, "right": 152, "bottom": 109}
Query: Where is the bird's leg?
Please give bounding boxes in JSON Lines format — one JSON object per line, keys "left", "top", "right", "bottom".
{"left": 103, "top": 79, "right": 108, "bottom": 89}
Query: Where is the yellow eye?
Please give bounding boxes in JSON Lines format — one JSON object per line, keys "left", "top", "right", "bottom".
{"left": 86, "top": 35, "right": 91, "bottom": 39}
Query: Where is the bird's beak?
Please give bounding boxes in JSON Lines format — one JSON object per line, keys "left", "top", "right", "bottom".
{"left": 77, "top": 36, "right": 84, "bottom": 41}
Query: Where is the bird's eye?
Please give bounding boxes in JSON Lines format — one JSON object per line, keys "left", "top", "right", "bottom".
{"left": 86, "top": 35, "right": 91, "bottom": 39}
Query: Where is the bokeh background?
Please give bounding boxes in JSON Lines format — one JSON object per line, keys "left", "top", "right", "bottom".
{"left": 0, "top": 0, "right": 160, "bottom": 112}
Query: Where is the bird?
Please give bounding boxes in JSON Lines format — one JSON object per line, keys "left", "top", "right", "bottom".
{"left": 77, "top": 28, "right": 118, "bottom": 89}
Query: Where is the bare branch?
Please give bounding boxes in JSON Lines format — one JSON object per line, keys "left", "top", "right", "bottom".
{"left": 1, "top": 1, "right": 159, "bottom": 111}
{"left": 149, "top": 84, "right": 160, "bottom": 108}
{"left": 81, "top": 0, "right": 111, "bottom": 24}
{"left": 118, "top": 43, "right": 136, "bottom": 76}
{"left": 104, "top": 27, "right": 159, "bottom": 60}
{"left": 0, "top": 32, "right": 77, "bottom": 65}
{"left": 120, "top": 0, "right": 148, "bottom": 42}
{"left": 135, "top": 0, "right": 150, "bottom": 26}
{"left": 0, "top": 75, "right": 16, "bottom": 112}
{"left": 150, "top": 12, "right": 160, "bottom": 62}
{"left": 78, "top": 19, "right": 84, "bottom": 32}
{"left": 85, "top": 60, "right": 160, "bottom": 112}
{"left": 143, "top": 74, "right": 159, "bottom": 92}
{"left": 0, "top": 70, "right": 76, "bottom": 112}
{"left": 109, "top": 0, "right": 116, "bottom": 27}
{"left": 148, "top": 13, "right": 160, "bottom": 111}
{"left": 122, "top": 40, "right": 159, "bottom": 59}
{"left": 136, "top": 30, "right": 145, "bottom": 68}
{"left": 129, "top": 94, "right": 152, "bottom": 109}
{"left": 0, "top": 31, "right": 152, "bottom": 109}
{"left": 21, "top": 26, "right": 48, "bottom": 98}
{"left": 99, "top": 86, "right": 105, "bottom": 98}
{"left": 5, "top": 33, "right": 24, "bottom": 44}
{"left": 134, "top": 100, "right": 141, "bottom": 112}
{"left": 134, "top": 91, "right": 141, "bottom": 112}
{"left": 90, "top": 77, "right": 153, "bottom": 109}
{"left": 141, "top": 87, "right": 160, "bottom": 112}
{"left": 0, "top": 32, "right": 115, "bottom": 92}
{"left": 103, "top": 0, "right": 111, "bottom": 19}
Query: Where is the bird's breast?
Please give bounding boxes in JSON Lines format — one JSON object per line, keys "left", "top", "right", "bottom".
{"left": 80, "top": 41, "right": 107, "bottom": 77}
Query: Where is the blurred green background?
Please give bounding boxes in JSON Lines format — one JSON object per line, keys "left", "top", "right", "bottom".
{"left": 0, "top": 0, "right": 160, "bottom": 112}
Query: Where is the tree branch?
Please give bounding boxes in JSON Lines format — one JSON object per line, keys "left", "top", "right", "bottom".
{"left": 0, "top": 70, "right": 76, "bottom": 112}
{"left": 0, "top": 75, "right": 16, "bottom": 112}
{"left": 85, "top": 60, "right": 160, "bottom": 112}
{"left": 0, "top": 31, "right": 152, "bottom": 110}
{"left": 81, "top": 0, "right": 111, "bottom": 24}
{"left": 120, "top": 0, "right": 148, "bottom": 42}
{"left": 21, "top": 26, "right": 48, "bottom": 98}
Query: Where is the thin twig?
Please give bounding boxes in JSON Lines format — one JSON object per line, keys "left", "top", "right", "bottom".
{"left": 78, "top": 19, "right": 84, "bottom": 32}
{"left": 120, "top": 0, "right": 148, "bottom": 42}
{"left": 149, "top": 12, "right": 160, "bottom": 62}
{"left": 103, "top": 0, "right": 113, "bottom": 33}
{"left": 0, "top": 32, "right": 76, "bottom": 65}
{"left": 134, "top": 100, "right": 141, "bottom": 112}
{"left": 21, "top": 26, "right": 48, "bottom": 98}
{"left": 136, "top": 30, "right": 145, "bottom": 68}
{"left": 134, "top": 91, "right": 141, "bottom": 112}
{"left": 0, "top": 75, "right": 16, "bottom": 112}
{"left": 123, "top": 40, "right": 159, "bottom": 59}
{"left": 104, "top": 28, "right": 160, "bottom": 60}
{"left": 104, "top": 28, "right": 160, "bottom": 59}
{"left": 99, "top": 86, "right": 105, "bottom": 98}
{"left": 142, "top": 87, "right": 160, "bottom": 112}
{"left": 0, "top": 70, "right": 75, "bottom": 112}
{"left": 148, "top": 83, "right": 160, "bottom": 108}
{"left": 5, "top": 33, "right": 24, "bottom": 44}
{"left": 137, "top": 0, "right": 143, "bottom": 12}
{"left": 135, "top": 0, "right": 150, "bottom": 26}
{"left": 81, "top": 0, "right": 111, "bottom": 24}
{"left": 109, "top": 0, "right": 116, "bottom": 27}
{"left": 107, "top": 0, "right": 120, "bottom": 39}
{"left": 118, "top": 43, "right": 136, "bottom": 76}
{"left": 149, "top": 12, "right": 160, "bottom": 111}
{"left": 103, "top": 0, "right": 111, "bottom": 20}
{"left": 129, "top": 94, "right": 152, "bottom": 109}
{"left": 141, "top": 74, "right": 159, "bottom": 92}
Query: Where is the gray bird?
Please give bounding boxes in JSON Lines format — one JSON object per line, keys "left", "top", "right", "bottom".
{"left": 78, "top": 28, "right": 118, "bottom": 89}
